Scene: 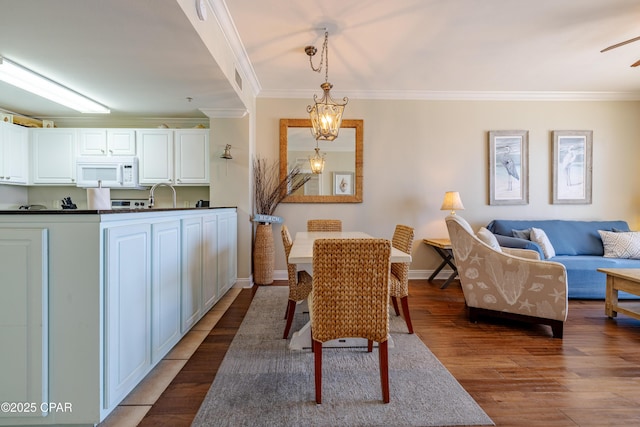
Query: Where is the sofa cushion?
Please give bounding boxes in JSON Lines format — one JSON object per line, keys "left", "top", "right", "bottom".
{"left": 551, "top": 255, "right": 640, "bottom": 299}
{"left": 531, "top": 227, "right": 556, "bottom": 259}
{"left": 487, "top": 219, "right": 630, "bottom": 256}
{"left": 512, "top": 228, "right": 532, "bottom": 240}
{"left": 476, "top": 227, "right": 501, "bottom": 251}
{"left": 494, "top": 234, "right": 544, "bottom": 257}
{"left": 598, "top": 230, "right": 640, "bottom": 259}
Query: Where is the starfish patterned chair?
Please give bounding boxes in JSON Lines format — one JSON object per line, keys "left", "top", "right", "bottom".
{"left": 446, "top": 215, "right": 568, "bottom": 338}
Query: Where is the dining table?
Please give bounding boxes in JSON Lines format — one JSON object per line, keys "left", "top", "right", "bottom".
{"left": 287, "top": 231, "right": 412, "bottom": 350}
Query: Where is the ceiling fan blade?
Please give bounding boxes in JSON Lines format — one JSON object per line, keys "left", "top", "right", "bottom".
{"left": 601, "top": 35, "right": 640, "bottom": 53}
{"left": 631, "top": 59, "right": 640, "bottom": 67}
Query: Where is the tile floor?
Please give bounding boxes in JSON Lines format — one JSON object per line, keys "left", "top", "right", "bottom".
{"left": 97, "top": 287, "right": 243, "bottom": 427}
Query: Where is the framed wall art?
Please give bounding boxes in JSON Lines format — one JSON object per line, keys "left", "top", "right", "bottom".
{"left": 488, "top": 130, "right": 529, "bottom": 205}
{"left": 552, "top": 130, "right": 592, "bottom": 204}
{"left": 333, "top": 172, "right": 354, "bottom": 195}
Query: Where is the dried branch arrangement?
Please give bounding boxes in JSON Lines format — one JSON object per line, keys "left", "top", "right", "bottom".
{"left": 253, "top": 157, "right": 310, "bottom": 217}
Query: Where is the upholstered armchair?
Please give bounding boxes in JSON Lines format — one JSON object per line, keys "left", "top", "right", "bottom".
{"left": 445, "top": 215, "right": 568, "bottom": 338}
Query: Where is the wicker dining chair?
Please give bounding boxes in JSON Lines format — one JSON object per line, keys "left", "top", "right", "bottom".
{"left": 281, "top": 225, "right": 313, "bottom": 339}
{"left": 309, "top": 238, "right": 392, "bottom": 404}
{"left": 307, "top": 219, "right": 342, "bottom": 232}
{"left": 390, "top": 224, "right": 415, "bottom": 334}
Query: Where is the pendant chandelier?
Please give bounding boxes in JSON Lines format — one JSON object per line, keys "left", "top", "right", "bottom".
{"left": 309, "top": 144, "right": 325, "bottom": 174}
{"left": 305, "top": 31, "right": 348, "bottom": 142}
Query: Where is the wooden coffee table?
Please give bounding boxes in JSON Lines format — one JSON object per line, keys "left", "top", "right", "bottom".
{"left": 598, "top": 268, "right": 640, "bottom": 320}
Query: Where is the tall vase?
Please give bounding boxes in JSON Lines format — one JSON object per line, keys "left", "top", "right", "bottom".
{"left": 253, "top": 223, "right": 274, "bottom": 285}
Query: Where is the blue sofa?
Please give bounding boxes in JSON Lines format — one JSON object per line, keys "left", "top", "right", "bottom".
{"left": 486, "top": 219, "right": 640, "bottom": 299}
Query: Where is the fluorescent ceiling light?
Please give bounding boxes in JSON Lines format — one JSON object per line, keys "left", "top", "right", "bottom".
{"left": 0, "top": 57, "right": 110, "bottom": 114}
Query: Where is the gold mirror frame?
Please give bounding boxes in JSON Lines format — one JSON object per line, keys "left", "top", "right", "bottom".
{"left": 279, "top": 118, "right": 363, "bottom": 203}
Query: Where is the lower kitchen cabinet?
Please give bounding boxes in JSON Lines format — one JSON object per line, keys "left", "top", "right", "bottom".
{"left": 0, "top": 229, "right": 48, "bottom": 423}
{"left": 180, "top": 216, "right": 203, "bottom": 332}
{"left": 0, "top": 208, "right": 237, "bottom": 426}
{"left": 218, "top": 210, "right": 238, "bottom": 295}
{"left": 202, "top": 214, "right": 218, "bottom": 311}
{"left": 104, "top": 223, "right": 152, "bottom": 409}
{"left": 151, "top": 220, "right": 182, "bottom": 364}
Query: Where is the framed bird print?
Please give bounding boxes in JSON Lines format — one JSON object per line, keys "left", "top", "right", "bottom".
{"left": 552, "top": 130, "right": 592, "bottom": 204}
{"left": 488, "top": 130, "right": 529, "bottom": 205}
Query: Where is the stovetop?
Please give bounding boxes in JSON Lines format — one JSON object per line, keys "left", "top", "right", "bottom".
{"left": 111, "top": 199, "right": 148, "bottom": 210}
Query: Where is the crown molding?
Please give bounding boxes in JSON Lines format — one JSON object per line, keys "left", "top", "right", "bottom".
{"left": 258, "top": 89, "right": 640, "bottom": 102}
{"left": 200, "top": 107, "right": 248, "bottom": 118}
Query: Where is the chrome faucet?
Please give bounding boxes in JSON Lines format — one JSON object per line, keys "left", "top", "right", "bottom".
{"left": 148, "top": 182, "right": 177, "bottom": 208}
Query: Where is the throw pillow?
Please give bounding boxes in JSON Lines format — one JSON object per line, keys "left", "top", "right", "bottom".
{"left": 530, "top": 227, "right": 556, "bottom": 259}
{"left": 477, "top": 227, "right": 502, "bottom": 251}
{"left": 598, "top": 230, "right": 640, "bottom": 259}
{"left": 512, "top": 228, "right": 532, "bottom": 240}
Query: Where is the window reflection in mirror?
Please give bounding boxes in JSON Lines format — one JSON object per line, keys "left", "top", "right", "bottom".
{"left": 279, "top": 119, "right": 363, "bottom": 203}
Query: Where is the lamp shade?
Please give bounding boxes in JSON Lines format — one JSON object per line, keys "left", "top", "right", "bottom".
{"left": 440, "top": 191, "right": 465, "bottom": 214}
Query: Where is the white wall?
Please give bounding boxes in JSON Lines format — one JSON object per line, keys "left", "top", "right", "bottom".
{"left": 256, "top": 97, "right": 640, "bottom": 273}
{"left": 0, "top": 185, "right": 27, "bottom": 209}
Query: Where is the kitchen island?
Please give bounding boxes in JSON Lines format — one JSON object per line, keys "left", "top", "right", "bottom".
{"left": 0, "top": 207, "right": 237, "bottom": 426}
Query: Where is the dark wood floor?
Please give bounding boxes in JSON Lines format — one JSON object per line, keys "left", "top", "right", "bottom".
{"left": 140, "top": 279, "right": 640, "bottom": 427}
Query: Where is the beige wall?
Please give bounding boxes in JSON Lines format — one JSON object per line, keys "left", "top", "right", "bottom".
{"left": 209, "top": 116, "right": 252, "bottom": 281}
{"left": 257, "top": 97, "right": 640, "bottom": 275}
{"left": 4, "top": 98, "right": 639, "bottom": 281}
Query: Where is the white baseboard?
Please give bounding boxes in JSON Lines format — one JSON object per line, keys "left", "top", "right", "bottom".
{"left": 234, "top": 277, "right": 254, "bottom": 288}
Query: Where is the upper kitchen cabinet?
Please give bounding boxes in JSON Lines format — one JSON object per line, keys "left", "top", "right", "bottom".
{"left": 0, "top": 121, "right": 29, "bottom": 185}
{"left": 78, "top": 129, "right": 136, "bottom": 156}
{"left": 137, "top": 129, "right": 174, "bottom": 184}
{"left": 137, "top": 129, "right": 209, "bottom": 186}
{"left": 174, "top": 129, "right": 210, "bottom": 185}
{"left": 31, "top": 129, "right": 76, "bottom": 185}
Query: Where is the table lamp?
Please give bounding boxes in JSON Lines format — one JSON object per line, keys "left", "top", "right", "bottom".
{"left": 440, "top": 191, "right": 465, "bottom": 215}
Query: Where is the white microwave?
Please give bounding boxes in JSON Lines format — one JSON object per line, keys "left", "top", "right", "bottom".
{"left": 76, "top": 156, "right": 140, "bottom": 188}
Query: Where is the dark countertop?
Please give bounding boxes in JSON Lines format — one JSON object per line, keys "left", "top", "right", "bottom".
{"left": 0, "top": 206, "right": 236, "bottom": 214}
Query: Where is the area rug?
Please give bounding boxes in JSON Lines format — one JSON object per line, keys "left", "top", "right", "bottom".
{"left": 192, "top": 286, "right": 493, "bottom": 427}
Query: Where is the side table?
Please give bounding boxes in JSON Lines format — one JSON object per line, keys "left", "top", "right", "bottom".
{"left": 423, "top": 238, "right": 458, "bottom": 288}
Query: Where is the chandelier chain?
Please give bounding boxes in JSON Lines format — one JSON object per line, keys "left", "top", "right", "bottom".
{"left": 308, "top": 31, "right": 330, "bottom": 83}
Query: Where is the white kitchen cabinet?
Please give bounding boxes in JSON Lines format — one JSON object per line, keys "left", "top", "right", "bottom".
{"left": 217, "top": 210, "right": 238, "bottom": 295}
{"left": 137, "top": 129, "right": 173, "bottom": 184}
{"left": 180, "top": 216, "right": 203, "bottom": 332}
{"left": 104, "top": 223, "right": 152, "bottom": 409}
{"left": 31, "top": 129, "right": 76, "bottom": 184}
{"left": 0, "top": 229, "right": 48, "bottom": 423}
{"left": 151, "top": 220, "right": 182, "bottom": 363}
{"left": 202, "top": 214, "right": 218, "bottom": 311}
{"left": 78, "top": 129, "right": 136, "bottom": 156}
{"left": 0, "top": 208, "right": 236, "bottom": 426}
{"left": 0, "top": 121, "right": 29, "bottom": 184}
{"left": 174, "top": 129, "right": 210, "bottom": 184}
{"left": 137, "top": 129, "right": 209, "bottom": 185}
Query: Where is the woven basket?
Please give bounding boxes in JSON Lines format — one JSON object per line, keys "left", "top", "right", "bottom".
{"left": 253, "top": 223, "right": 274, "bottom": 285}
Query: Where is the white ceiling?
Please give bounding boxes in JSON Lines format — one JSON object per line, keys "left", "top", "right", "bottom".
{"left": 2, "top": 0, "right": 640, "bottom": 119}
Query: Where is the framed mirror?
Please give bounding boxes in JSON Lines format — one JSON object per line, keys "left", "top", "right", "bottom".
{"left": 279, "top": 118, "right": 363, "bottom": 203}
